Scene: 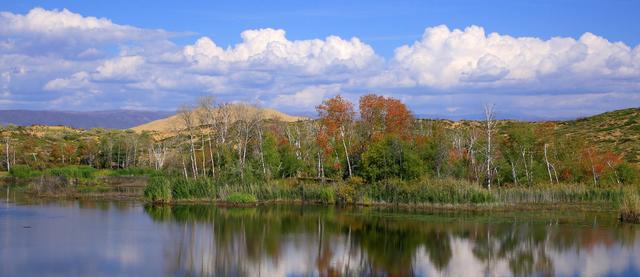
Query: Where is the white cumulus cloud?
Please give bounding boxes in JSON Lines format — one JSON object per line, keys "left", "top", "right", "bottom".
{"left": 1, "top": 8, "right": 639, "bottom": 118}
{"left": 183, "top": 28, "right": 380, "bottom": 75}
{"left": 0, "top": 7, "right": 169, "bottom": 57}
{"left": 378, "top": 25, "right": 640, "bottom": 90}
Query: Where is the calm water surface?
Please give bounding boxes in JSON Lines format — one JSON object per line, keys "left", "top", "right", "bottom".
{"left": 1, "top": 194, "right": 639, "bottom": 276}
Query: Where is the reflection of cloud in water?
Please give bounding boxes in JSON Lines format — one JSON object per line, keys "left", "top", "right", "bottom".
{"left": 166, "top": 222, "right": 640, "bottom": 276}
{"left": 550, "top": 240, "right": 640, "bottom": 277}
{"left": 4, "top": 203, "right": 640, "bottom": 276}
{"left": 412, "top": 234, "right": 640, "bottom": 277}
{"left": 413, "top": 238, "right": 511, "bottom": 277}
{"left": 105, "top": 245, "right": 140, "bottom": 266}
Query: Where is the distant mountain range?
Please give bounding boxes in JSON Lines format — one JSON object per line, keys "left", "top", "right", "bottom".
{"left": 0, "top": 110, "right": 175, "bottom": 129}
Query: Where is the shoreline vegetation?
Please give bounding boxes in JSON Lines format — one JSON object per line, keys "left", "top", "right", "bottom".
{"left": 1, "top": 95, "right": 639, "bottom": 222}
{"left": 1, "top": 165, "right": 635, "bottom": 219}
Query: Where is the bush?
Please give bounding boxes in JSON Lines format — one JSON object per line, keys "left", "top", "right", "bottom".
{"left": 225, "top": 192, "right": 257, "bottom": 204}
{"left": 144, "top": 177, "right": 172, "bottom": 203}
{"left": 302, "top": 183, "right": 335, "bottom": 204}
{"left": 336, "top": 183, "right": 357, "bottom": 204}
{"left": 348, "top": 176, "right": 365, "bottom": 186}
{"left": 45, "top": 166, "right": 96, "bottom": 179}
{"left": 616, "top": 163, "right": 638, "bottom": 185}
{"left": 9, "top": 165, "right": 39, "bottom": 178}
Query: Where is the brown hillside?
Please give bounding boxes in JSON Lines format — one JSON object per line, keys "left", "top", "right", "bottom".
{"left": 131, "top": 104, "right": 306, "bottom": 134}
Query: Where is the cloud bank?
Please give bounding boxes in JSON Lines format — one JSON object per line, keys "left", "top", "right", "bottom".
{"left": 1, "top": 8, "right": 639, "bottom": 119}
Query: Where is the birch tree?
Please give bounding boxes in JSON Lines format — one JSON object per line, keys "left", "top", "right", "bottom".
{"left": 3, "top": 136, "right": 10, "bottom": 171}
{"left": 198, "top": 97, "right": 218, "bottom": 178}
{"left": 317, "top": 95, "right": 355, "bottom": 178}
{"left": 178, "top": 105, "right": 198, "bottom": 179}
{"left": 484, "top": 104, "right": 496, "bottom": 189}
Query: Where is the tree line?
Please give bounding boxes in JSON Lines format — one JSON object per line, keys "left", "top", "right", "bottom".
{"left": 1, "top": 94, "right": 637, "bottom": 187}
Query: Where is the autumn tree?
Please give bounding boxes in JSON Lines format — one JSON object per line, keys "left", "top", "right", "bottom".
{"left": 317, "top": 95, "right": 355, "bottom": 178}
{"left": 359, "top": 94, "right": 413, "bottom": 140}
{"left": 582, "top": 147, "right": 623, "bottom": 186}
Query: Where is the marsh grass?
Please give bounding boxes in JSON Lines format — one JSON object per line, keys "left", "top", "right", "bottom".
{"left": 225, "top": 192, "right": 257, "bottom": 204}
{"left": 143, "top": 177, "right": 172, "bottom": 203}
{"left": 620, "top": 187, "right": 640, "bottom": 223}
{"left": 45, "top": 166, "right": 97, "bottom": 179}
{"left": 145, "top": 175, "right": 627, "bottom": 208}
{"left": 494, "top": 184, "right": 623, "bottom": 204}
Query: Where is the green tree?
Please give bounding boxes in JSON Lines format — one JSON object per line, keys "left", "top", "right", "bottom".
{"left": 361, "top": 135, "right": 422, "bottom": 182}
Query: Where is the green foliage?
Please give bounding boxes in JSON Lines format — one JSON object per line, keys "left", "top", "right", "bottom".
{"left": 225, "top": 192, "right": 258, "bottom": 204}
{"left": 616, "top": 163, "right": 638, "bottom": 185}
{"left": 261, "top": 133, "right": 281, "bottom": 179}
{"left": 361, "top": 135, "right": 422, "bottom": 182}
{"left": 368, "top": 178, "right": 494, "bottom": 204}
{"left": 171, "top": 178, "right": 215, "bottom": 200}
{"left": 45, "top": 166, "right": 96, "bottom": 179}
{"left": 494, "top": 183, "right": 624, "bottom": 203}
{"left": 279, "top": 144, "right": 301, "bottom": 178}
{"left": 9, "top": 165, "right": 40, "bottom": 178}
{"left": 302, "top": 183, "right": 335, "bottom": 204}
{"left": 144, "top": 177, "right": 172, "bottom": 203}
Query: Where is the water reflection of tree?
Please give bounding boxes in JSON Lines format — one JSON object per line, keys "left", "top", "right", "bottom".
{"left": 143, "top": 205, "right": 637, "bottom": 276}
{"left": 470, "top": 223, "right": 553, "bottom": 276}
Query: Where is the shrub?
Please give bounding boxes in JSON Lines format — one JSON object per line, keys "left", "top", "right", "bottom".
{"left": 616, "top": 163, "right": 638, "bottom": 185}
{"left": 302, "top": 183, "right": 335, "bottom": 204}
{"left": 348, "top": 176, "right": 365, "bottom": 186}
{"left": 144, "top": 177, "right": 172, "bottom": 203}
{"left": 46, "top": 166, "right": 96, "bottom": 179}
{"left": 336, "top": 183, "right": 357, "bottom": 204}
{"left": 225, "top": 192, "right": 257, "bottom": 204}
{"left": 9, "top": 165, "right": 39, "bottom": 178}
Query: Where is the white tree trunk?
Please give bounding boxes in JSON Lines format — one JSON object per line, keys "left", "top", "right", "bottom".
{"left": 4, "top": 138, "right": 9, "bottom": 172}
{"left": 340, "top": 126, "right": 352, "bottom": 178}
{"left": 484, "top": 105, "right": 496, "bottom": 189}
{"left": 544, "top": 143, "right": 554, "bottom": 184}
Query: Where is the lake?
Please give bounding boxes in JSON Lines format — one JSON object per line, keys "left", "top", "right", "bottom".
{"left": 1, "top": 195, "right": 639, "bottom": 276}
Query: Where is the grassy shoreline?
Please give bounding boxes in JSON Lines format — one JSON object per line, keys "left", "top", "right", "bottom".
{"left": 2, "top": 167, "right": 637, "bottom": 220}
{"left": 7, "top": 183, "right": 619, "bottom": 214}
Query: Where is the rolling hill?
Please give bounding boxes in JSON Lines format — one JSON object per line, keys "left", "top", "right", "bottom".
{"left": 556, "top": 108, "right": 640, "bottom": 163}
{"left": 131, "top": 104, "right": 306, "bottom": 134}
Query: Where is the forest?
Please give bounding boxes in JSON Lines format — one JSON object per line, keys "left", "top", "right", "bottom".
{"left": 1, "top": 95, "right": 639, "bottom": 216}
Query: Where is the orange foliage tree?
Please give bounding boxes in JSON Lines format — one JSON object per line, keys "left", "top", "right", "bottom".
{"left": 359, "top": 94, "right": 413, "bottom": 140}
{"left": 582, "top": 147, "right": 622, "bottom": 185}
{"left": 317, "top": 95, "right": 355, "bottom": 177}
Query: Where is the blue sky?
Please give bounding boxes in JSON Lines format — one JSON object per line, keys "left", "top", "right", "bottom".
{"left": 5, "top": 0, "right": 640, "bottom": 57}
{"left": 1, "top": 1, "right": 639, "bottom": 119}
